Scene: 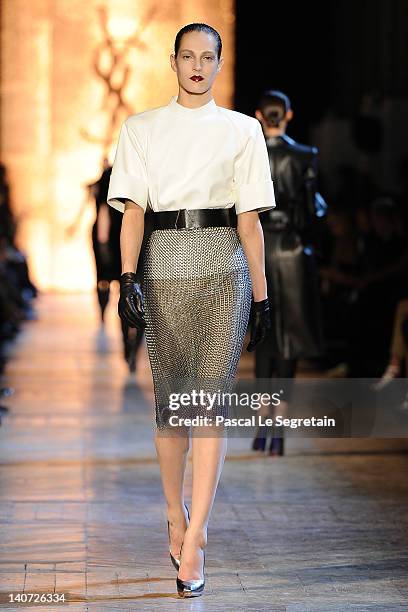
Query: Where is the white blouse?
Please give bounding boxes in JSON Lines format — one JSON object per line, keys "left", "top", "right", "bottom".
{"left": 107, "top": 95, "right": 276, "bottom": 216}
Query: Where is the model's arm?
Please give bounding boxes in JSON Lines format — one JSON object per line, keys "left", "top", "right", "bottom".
{"left": 120, "top": 199, "right": 145, "bottom": 274}
{"left": 237, "top": 210, "right": 267, "bottom": 301}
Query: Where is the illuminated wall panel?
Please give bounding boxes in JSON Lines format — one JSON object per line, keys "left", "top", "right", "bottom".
{"left": 0, "top": 0, "right": 235, "bottom": 291}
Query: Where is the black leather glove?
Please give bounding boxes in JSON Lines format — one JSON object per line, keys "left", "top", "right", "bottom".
{"left": 246, "top": 298, "right": 271, "bottom": 352}
{"left": 118, "top": 272, "right": 147, "bottom": 330}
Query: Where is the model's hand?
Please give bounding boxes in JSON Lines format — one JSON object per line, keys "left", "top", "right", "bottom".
{"left": 246, "top": 298, "right": 271, "bottom": 352}
{"left": 118, "top": 272, "right": 147, "bottom": 330}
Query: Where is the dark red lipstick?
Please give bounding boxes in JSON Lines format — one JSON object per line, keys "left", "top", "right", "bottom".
{"left": 190, "top": 76, "right": 204, "bottom": 82}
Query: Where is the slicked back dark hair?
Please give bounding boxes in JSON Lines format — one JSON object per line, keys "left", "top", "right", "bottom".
{"left": 174, "top": 23, "right": 222, "bottom": 59}
{"left": 258, "top": 90, "right": 292, "bottom": 128}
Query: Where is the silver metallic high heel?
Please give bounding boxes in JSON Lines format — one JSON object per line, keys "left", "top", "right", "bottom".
{"left": 176, "top": 541, "right": 206, "bottom": 598}
{"left": 167, "top": 503, "right": 190, "bottom": 570}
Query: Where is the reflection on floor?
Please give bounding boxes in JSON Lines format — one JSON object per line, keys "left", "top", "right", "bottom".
{"left": 1, "top": 291, "right": 408, "bottom": 611}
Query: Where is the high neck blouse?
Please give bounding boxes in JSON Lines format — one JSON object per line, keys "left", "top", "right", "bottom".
{"left": 107, "top": 95, "right": 275, "bottom": 215}
{"left": 168, "top": 95, "right": 217, "bottom": 117}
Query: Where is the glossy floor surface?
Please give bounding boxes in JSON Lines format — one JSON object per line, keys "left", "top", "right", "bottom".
{"left": 1, "top": 291, "right": 408, "bottom": 611}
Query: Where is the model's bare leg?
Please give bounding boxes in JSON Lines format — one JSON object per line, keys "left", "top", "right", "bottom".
{"left": 155, "top": 432, "right": 190, "bottom": 560}
{"left": 177, "top": 430, "right": 227, "bottom": 580}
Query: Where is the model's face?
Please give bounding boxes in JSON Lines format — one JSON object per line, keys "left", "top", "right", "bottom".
{"left": 170, "top": 31, "right": 223, "bottom": 95}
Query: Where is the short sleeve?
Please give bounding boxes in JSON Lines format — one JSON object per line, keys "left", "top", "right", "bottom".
{"left": 107, "top": 120, "right": 148, "bottom": 213}
{"left": 233, "top": 120, "right": 276, "bottom": 215}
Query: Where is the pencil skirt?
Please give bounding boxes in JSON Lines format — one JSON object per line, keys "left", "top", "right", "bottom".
{"left": 140, "top": 226, "right": 252, "bottom": 430}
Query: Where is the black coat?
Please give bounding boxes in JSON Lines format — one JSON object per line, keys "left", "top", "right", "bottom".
{"left": 91, "top": 167, "right": 122, "bottom": 281}
{"left": 258, "top": 134, "right": 324, "bottom": 359}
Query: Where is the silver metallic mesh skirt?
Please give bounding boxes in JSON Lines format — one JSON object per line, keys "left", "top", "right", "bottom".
{"left": 140, "top": 226, "right": 252, "bottom": 430}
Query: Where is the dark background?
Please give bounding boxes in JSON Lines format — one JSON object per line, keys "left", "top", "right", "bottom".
{"left": 235, "top": 0, "right": 408, "bottom": 143}
{"left": 234, "top": 0, "right": 408, "bottom": 377}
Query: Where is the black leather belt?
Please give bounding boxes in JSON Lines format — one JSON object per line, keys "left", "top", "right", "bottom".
{"left": 146, "top": 208, "right": 237, "bottom": 230}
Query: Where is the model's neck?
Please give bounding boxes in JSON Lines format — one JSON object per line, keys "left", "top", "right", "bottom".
{"left": 176, "top": 88, "right": 214, "bottom": 109}
{"left": 264, "top": 127, "right": 286, "bottom": 138}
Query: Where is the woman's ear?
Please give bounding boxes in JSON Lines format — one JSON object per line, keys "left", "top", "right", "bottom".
{"left": 170, "top": 53, "right": 177, "bottom": 72}
{"left": 216, "top": 56, "right": 224, "bottom": 72}
{"left": 286, "top": 109, "right": 294, "bottom": 123}
{"left": 255, "top": 109, "right": 264, "bottom": 122}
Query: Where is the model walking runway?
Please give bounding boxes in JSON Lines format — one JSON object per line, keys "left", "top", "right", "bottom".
{"left": 107, "top": 23, "right": 274, "bottom": 598}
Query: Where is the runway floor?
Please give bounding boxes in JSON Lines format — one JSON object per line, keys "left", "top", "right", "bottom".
{"left": 1, "top": 290, "right": 408, "bottom": 611}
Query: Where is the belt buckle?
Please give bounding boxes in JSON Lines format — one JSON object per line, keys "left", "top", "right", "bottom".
{"left": 175, "top": 209, "right": 189, "bottom": 230}
{"left": 174, "top": 209, "right": 181, "bottom": 229}
{"left": 184, "top": 209, "right": 192, "bottom": 229}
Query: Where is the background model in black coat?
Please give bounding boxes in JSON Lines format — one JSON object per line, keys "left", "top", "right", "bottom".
{"left": 252, "top": 91, "right": 326, "bottom": 456}
{"left": 256, "top": 92, "right": 325, "bottom": 371}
